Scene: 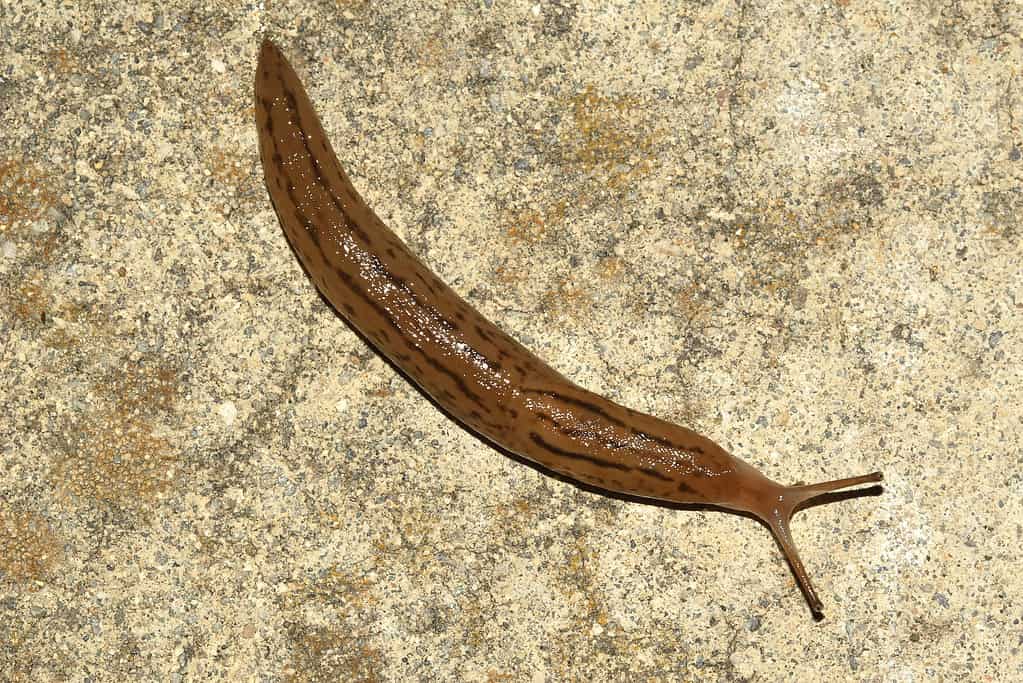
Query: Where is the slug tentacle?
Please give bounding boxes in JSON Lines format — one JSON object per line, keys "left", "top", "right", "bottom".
{"left": 254, "top": 38, "right": 884, "bottom": 619}
{"left": 756, "top": 471, "right": 884, "bottom": 619}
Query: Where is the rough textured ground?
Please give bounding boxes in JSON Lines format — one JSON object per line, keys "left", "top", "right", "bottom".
{"left": 1, "top": 0, "right": 1020, "bottom": 680}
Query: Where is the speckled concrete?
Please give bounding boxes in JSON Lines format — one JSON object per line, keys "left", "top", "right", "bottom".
{"left": 1, "top": 0, "right": 1020, "bottom": 680}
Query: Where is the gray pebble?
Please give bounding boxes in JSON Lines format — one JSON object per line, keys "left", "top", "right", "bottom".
{"left": 791, "top": 286, "right": 808, "bottom": 309}
{"left": 934, "top": 592, "right": 949, "bottom": 608}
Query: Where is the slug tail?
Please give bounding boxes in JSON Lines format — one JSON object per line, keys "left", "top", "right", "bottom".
{"left": 763, "top": 471, "right": 883, "bottom": 620}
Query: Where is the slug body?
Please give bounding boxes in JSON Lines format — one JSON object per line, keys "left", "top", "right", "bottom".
{"left": 255, "top": 40, "right": 881, "bottom": 618}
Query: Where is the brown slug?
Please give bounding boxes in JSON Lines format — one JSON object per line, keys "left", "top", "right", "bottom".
{"left": 254, "top": 39, "right": 882, "bottom": 619}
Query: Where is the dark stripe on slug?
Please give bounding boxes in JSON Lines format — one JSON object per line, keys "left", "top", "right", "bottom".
{"left": 467, "top": 409, "right": 508, "bottom": 434}
{"left": 329, "top": 265, "right": 492, "bottom": 413}
{"left": 528, "top": 433, "right": 632, "bottom": 472}
{"left": 276, "top": 83, "right": 375, "bottom": 246}
{"left": 678, "top": 480, "right": 697, "bottom": 495}
{"left": 262, "top": 98, "right": 275, "bottom": 138}
{"left": 524, "top": 388, "right": 705, "bottom": 456}
{"left": 267, "top": 92, "right": 468, "bottom": 343}
{"left": 299, "top": 214, "right": 322, "bottom": 247}
{"left": 533, "top": 410, "right": 650, "bottom": 456}
{"left": 264, "top": 125, "right": 462, "bottom": 391}
{"left": 265, "top": 89, "right": 467, "bottom": 350}
{"left": 638, "top": 467, "right": 672, "bottom": 482}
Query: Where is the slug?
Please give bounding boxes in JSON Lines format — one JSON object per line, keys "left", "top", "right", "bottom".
{"left": 254, "top": 39, "right": 882, "bottom": 619}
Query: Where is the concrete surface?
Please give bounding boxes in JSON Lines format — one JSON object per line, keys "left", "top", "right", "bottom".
{"left": 1, "top": 0, "right": 1020, "bottom": 680}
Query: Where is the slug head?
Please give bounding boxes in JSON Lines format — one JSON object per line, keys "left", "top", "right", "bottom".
{"left": 753, "top": 471, "right": 884, "bottom": 619}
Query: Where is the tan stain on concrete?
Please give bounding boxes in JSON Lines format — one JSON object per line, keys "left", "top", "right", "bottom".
{"left": 279, "top": 568, "right": 384, "bottom": 682}
{"left": 500, "top": 200, "right": 565, "bottom": 246}
{"left": 50, "top": 411, "right": 178, "bottom": 513}
{"left": 50, "top": 362, "right": 181, "bottom": 514}
{"left": 541, "top": 276, "right": 593, "bottom": 321}
{"left": 565, "top": 86, "right": 663, "bottom": 191}
{"left": 0, "top": 506, "right": 63, "bottom": 584}
{"left": 0, "top": 159, "right": 56, "bottom": 225}
{"left": 284, "top": 623, "right": 384, "bottom": 683}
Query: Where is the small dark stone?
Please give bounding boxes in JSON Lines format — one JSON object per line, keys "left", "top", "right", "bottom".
{"left": 747, "top": 615, "right": 762, "bottom": 632}
{"left": 791, "top": 286, "right": 808, "bottom": 310}
{"left": 934, "top": 592, "right": 949, "bottom": 608}
{"left": 988, "top": 330, "right": 1003, "bottom": 348}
